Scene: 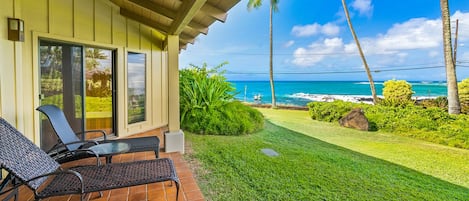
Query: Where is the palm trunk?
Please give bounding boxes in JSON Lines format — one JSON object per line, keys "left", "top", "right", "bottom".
{"left": 269, "top": 3, "right": 277, "bottom": 108}
{"left": 342, "top": 0, "right": 378, "bottom": 104}
{"left": 441, "top": 0, "right": 460, "bottom": 114}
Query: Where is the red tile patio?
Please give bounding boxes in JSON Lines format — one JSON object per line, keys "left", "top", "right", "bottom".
{"left": 0, "top": 130, "right": 204, "bottom": 201}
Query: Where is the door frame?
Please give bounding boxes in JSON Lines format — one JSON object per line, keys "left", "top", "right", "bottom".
{"left": 32, "top": 32, "right": 122, "bottom": 147}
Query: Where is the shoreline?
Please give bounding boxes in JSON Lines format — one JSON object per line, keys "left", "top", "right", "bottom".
{"left": 289, "top": 93, "right": 439, "bottom": 104}
{"left": 242, "top": 94, "right": 440, "bottom": 108}
{"left": 246, "top": 103, "right": 309, "bottom": 111}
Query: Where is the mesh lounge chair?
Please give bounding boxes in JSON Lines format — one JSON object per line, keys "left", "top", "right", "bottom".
{"left": 0, "top": 118, "right": 179, "bottom": 201}
{"left": 36, "top": 105, "right": 160, "bottom": 163}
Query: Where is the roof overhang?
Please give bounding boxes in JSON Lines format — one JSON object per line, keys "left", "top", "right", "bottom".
{"left": 109, "top": 0, "right": 240, "bottom": 49}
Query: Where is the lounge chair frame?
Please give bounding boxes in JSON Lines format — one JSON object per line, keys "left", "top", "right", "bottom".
{"left": 36, "top": 105, "right": 160, "bottom": 163}
{"left": 0, "top": 118, "right": 179, "bottom": 201}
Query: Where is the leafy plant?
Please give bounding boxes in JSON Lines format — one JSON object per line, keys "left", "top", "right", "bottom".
{"left": 307, "top": 100, "right": 365, "bottom": 122}
{"left": 418, "top": 96, "right": 448, "bottom": 109}
{"left": 308, "top": 100, "right": 469, "bottom": 149}
{"left": 380, "top": 79, "right": 414, "bottom": 107}
{"left": 179, "top": 62, "right": 235, "bottom": 124}
{"left": 458, "top": 78, "right": 469, "bottom": 113}
{"left": 179, "top": 62, "right": 263, "bottom": 135}
{"left": 183, "top": 101, "right": 264, "bottom": 135}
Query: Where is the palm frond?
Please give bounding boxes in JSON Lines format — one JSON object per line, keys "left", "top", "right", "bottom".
{"left": 247, "top": 0, "right": 263, "bottom": 11}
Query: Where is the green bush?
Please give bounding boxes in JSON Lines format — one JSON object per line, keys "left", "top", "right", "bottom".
{"left": 418, "top": 96, "right": 448, "bottom": 109}
{"left": 380, "top": 80, "right": 414, "bottom": 107}
{"left": 308, "top": 101, "right": 469, "bottom": 149}
{"left": 180, "top": 62, "right": 263, "bottom": 135}
{"left": 458, "top": 78, "right": 469, "bottom": 113}
{"left": 307, "top": 100, "right": 365, "bottom": 122}
{"left": 183, "top": 101, "right": 264, "bottom": 135}
{"left": 179, "top": 62, "right": 236, "bottom": 124}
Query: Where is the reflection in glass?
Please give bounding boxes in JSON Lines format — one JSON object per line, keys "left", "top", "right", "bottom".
{"left": 39, "top": 41, "right": 83, "bottom": 150}
{"left": 85, "top": 48, "right": 114, "bottom": 135}
{"left": 127, "top": 52, "right": 146, "bottom": 124}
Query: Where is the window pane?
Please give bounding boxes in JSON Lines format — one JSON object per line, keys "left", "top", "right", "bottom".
{"left": 85, "top": 47, "right": 114, "bottom": 136}
{"left": 39, "top": 41, "right": 84, "bottom": 150}
{"left": 127, "top": 52, "right": 146, "bottom": 124}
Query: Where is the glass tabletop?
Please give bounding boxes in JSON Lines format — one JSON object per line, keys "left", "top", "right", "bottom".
{"left": 88, "top": 142, "right": 130, "bottom": 156}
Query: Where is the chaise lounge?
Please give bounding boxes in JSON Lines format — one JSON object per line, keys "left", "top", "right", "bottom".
{"left": 0, "top": 117, "right": 179, "bottom": 201}
{"left": 37, "top": 105, "right": 160, "bottom": 163}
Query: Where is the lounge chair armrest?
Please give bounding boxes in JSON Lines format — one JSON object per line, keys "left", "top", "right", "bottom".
{"left": 63, "top": 139, "right": 99, "bottom": 147}
{"left": 33, "top": 169, "right": 84, "bottom": 196}
{"left": 0, "top": 169, "right": 84, "bottom": 197}
{"left": 76, "top": 130, "right": 108, "bottom": 140}
{"left": 48, "top": 144, "right": 102, "bottom": 166}
{"left": 68, "top": 149, "right": 103, "bottom": 166}
{"left": 46, "top": 140, "right": 98, "bottom": 154}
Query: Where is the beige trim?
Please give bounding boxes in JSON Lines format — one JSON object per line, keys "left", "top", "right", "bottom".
{"left": 169, "top": 0, "right": 207, "bottom": 35}
{"left": 109, "top": 0, "right": 240, "bottom": 49}
{"left": 167, "top": 35, "right": 179, "bottom": 132}
{"left": 124, "top": 49, "right": 154, "bottom": 134}
{"left": 31, "top": 31, "right": 124, "bottom": 144}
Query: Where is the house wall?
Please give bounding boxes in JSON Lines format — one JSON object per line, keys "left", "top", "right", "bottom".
{"left": 0, "top": 0, "right": 170, "bottom": 145}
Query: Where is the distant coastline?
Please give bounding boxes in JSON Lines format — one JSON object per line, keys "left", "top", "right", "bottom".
{"left": 230, "top": 80, "right": 447, "bottom": 106}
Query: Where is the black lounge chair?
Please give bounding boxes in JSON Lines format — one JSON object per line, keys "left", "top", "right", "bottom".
{"left": 36, "top": 105, "right": 160, "bottom": 163}
{"left": 0, "top": 118, "right": 179, "bottom": 201}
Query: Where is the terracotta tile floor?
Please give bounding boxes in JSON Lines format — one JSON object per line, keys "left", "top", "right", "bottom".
{"left": 0, "top": 134, "right": 204, "bottom": 201}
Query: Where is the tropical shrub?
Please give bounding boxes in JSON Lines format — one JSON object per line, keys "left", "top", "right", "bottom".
{"left": 307, "top": 100, "right": 365, "bottom": 122}
{"left": 458, "top": 78, "right": 469, "bottom": 113}
{"left": 183, "top": 101, "right": 264, "bottom": 135}
{"left": 180, "top": 62, "right": 263, "bottom": 135}
{"left": 380, "top": 80, "right": 414, "bottom": 107}
{"left": 179, "top": 62, "right": 235, "bottom": 124}
{"left": 418, "top": 96, "right": 448, "bottom": 109}
{"left": 308, "top": 100, "right": 469, "bottom": 149}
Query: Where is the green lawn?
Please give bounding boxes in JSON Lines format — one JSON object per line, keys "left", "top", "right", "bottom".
{"left": 185, "top": 109, "right": 469, "bottom": 200}
{"left": 259, "top": 108, "right": 469, "bottom": 188}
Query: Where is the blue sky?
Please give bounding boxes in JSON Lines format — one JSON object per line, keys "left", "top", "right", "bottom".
{"left": 180, "top": 0, "right": 469, "bottom": 81}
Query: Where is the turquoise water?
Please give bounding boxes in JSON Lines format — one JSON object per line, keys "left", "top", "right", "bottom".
{"left": 230, "top": 81, "right": 448, "bottom": 106}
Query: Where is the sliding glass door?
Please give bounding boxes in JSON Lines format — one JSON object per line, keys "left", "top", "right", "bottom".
{"left": 39, "top": 40, "right": 115, "bottom": 150}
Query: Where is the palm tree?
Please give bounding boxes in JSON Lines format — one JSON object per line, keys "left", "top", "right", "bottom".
{"left": 440, "top": 0, "right": 461, "bottom": 114}
{"left": 85, "top": 48, "right": 108, "bottom": 71}
{"left": 341, "top": 0, "right": 378, "bottom": 104}
{"left": 248, "top": 0, "right": 279, "bottom": 108}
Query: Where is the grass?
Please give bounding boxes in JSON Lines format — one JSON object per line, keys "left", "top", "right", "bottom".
{"left": 259, "top": 108, "right": 469, "bottom": 188}
{"left": 186, "top": 113, "right": 469, "bottom": 200}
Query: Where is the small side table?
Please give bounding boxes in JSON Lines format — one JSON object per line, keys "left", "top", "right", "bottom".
{"left": 89, "top": 142, "right": 130, "bottom": 163}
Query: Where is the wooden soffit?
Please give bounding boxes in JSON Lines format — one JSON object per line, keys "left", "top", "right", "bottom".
{"left": 110, "top": 0, "right": 240, "bottom": 49}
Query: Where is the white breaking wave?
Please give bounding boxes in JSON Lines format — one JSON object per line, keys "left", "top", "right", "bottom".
{"left": 289, "top": 93, "right": 436, "bottom": 104}
{"left": 355, "top": 82, "right": 384, "bottom": 85}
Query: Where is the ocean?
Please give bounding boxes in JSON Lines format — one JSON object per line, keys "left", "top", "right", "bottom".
{"left": 230, "top": 81, "right": 448, "bottom": 106}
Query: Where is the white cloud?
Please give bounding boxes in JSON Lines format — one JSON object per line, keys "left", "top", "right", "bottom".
{"left": 428, "top": 51, "right": 439, "bottom": 58}
{"left": 291, "top": 11, "right": 469, "bottom": 67}
{"left": 322, "top": 23, "right": 341, "bottom": 36}
{"left": 453, "top": 11, "right": 469, "bottom": 40}
{"left": 284, "top": 40, "right": 295, "bottom": 48}
{"left": 351, "top": 0, "right": 373, "bottom": 16}
{"left": 292, "top": 38, "right": 344, "bottom": 67}
{"left": 376, "top": 18, "right": 441, "bottom": 50}
{"left": 343, "top": 17, "right": 442, "bottom": 55}
{"left": 291, "top": 23, "right": 340, "bottom": 37}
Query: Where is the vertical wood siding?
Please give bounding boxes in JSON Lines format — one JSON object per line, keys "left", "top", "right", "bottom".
{"left": 0, "top": 0, "right": 168, "bottom": 143}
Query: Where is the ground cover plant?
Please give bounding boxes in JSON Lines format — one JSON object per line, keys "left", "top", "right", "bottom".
{"left": 458, "top": 78, "right": 469, "bottom": 113}
{"left": 186, "top": 120, "right": 469, "bottom": 201}
{"left": 307, "top": 100, "right": 469, "bottom": 149}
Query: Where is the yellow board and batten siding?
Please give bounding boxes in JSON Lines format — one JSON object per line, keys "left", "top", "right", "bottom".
{"left": 0, "top": 0, "right": 171, "bottom": 146}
